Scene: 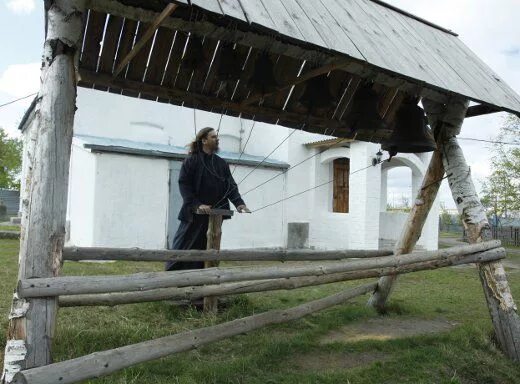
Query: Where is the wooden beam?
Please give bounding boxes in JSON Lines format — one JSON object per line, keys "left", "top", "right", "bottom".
{"left": 241, "top": 61, "right": 351, "bottom": 106}
{"left": 14, "top": 283, "right": 377, "bottom": 384}
{"left": 62, "top": 247, "right": 393, "bottom": 262}
{"left": 368, "top": 143, "right": 447, "bottom": 313}
{"left": 79, "top": 70, "right": 350, "bottom": 134}
{"left": 59, "top": 247, "right": 505, "bottom": 307}
{"left": 2, "top": 1, "right": 85, "bottom": 381}
{"left": 84, "top": 0, "right": 453, "bottom": 106}
{"left": 20, "top": 241, "right": 502, "bottom": 298}
{"left": 465, "top": 104, "right": 501, "bottom": 118}
{"left": 113, "top": 3, "right": 178, "bottom": 77}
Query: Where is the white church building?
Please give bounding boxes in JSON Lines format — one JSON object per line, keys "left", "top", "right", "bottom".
{"left": 21, "top": 88, "right": 439, "bottom": 251}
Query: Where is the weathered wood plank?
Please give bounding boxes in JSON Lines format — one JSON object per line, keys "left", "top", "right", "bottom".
{"left": 191, "top": 0, "right": 224, "bottom": 16}
{"left": 382, "top": 8, "right": 474, "bottom": 97}
{"left": 212, "top": 43, "right": 250, "bottom": 102}
{"left": 113, "top": 3, "right": 178, "bottom": 78}
{"left": 447, "top": 35, "right": 520, "bottom": 110}
{"left": 259, "top": 0, "right": 305, "bottom": 42}
{"left": 409, "top": 20, "right": 492, "bottom": 103}
{"left": 238, "top": 0, "right": 277, "bottom": 31}
{"left": 20, "top": 241, "right": 502, "bottom": 297}
{"left": 187, "top": 37, "right": 219, "bottom": 95}
{"left": 276, "top": 0, "right": 328, "bottom": 48}
{"left": 262, "top": 55, "right": 303, "bottom": 110}
{"left": 14, "top": 283, "right": 377, "bottom": 384}
{"left": 317, "top": 0, "right": 390, "bottom": 66}
{"left": 110, "top": 17, "right": 138, "bottom": 93}
{"left": 60, "top": 248, "right": 505, "bottom": 307}
{"left": 161, "top": 30, "right": 188, "bottom": 90}
{"left": 2, "top": 1, "right": 85, "bottom": 381}
{"left": 141, "top": 27, "right": 175, "bottom": 101}
{"left": 334, "top": 75, "right": 361, "bottom": 121}
{"left": 85, "top": 0, "right": 456, "bottom": 108}
{"left": 217, "top": 0, "right": 247, "bottom": 22}
{"left": 229, "top": 47, "right": 259, "bottom": 102}
{"left": 122, "top": 21, "right": 155, "bottom": 97}
{"left": 357, "top": 0, "right": 448, "bottom": 89}
{"left": 296, "top": 0, "right": 364, "bottom": 61}
{"left": 95, "top": 14, "right": 124, "bottom": 91}
{"left": 175, "top": 34, "right": 202, "bottom": 92}
{"left": 80, "top": 10, "right": 105, "bottom": 72}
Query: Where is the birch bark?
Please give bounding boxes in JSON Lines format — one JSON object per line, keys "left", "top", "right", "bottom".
{"left": 2, "top": 1, "right": 84, "bottom": 381}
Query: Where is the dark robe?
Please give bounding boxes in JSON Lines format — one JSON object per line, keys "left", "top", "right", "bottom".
{"left": 165, "top": 152, "right": 245, "bottom": 271}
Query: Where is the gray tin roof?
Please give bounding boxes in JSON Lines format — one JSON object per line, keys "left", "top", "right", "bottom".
{"left": 74, "top": 134, "right": 289, "bottom": 170}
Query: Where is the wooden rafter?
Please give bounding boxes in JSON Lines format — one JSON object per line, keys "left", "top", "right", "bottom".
{"left": 113, "top": 3, "right": 178, "bottom": 78}
{"left": 79, "top": 70, "right": 353, "bottom": 135}
{"left": 85, "top": 0, "right": 451, "bottom": 106}
{"left": 465, "top": 104, "right": 501, "bottom": 118}
{"left": 241, "top": 60, "right": 352, "bottom": 107}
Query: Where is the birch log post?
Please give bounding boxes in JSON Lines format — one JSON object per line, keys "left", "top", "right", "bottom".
{"left": 204, "top": 212, "right": 224, "bottom": 312}
{"left": 427, "top": 97, "right": 520, "bottom": 361}
{"left": 2, "top": 1, "right": 84, "bottom": 382}
{"left": 368, "top": 138, "right": 445, "bottom": 312}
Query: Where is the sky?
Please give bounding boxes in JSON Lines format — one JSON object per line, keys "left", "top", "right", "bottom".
{"left": 0, "top": 0, "right": 519, "bottom": 209}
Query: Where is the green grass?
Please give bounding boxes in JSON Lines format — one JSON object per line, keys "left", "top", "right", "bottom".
{"left": 2, "top": 238, "right": 520, "bottom": 383}
{"left": 0, "top": 225, "right": 19, "bottom": 231}
{"left": 439, "top": 232, "right": 462, "bottom": 239}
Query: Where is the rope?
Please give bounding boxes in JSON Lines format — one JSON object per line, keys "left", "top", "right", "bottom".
{"left": 237, "top": 126, "right": 300, "bottom": 185}
{"left": 231, "top": 118, "right": 256, "bottom": 176}
{"left": 0, "top": 93, "right": 37, "bottom": 109}
{"left": 251, "top": 158, "right": 388, "bottom": 213}
{"left": 241, "top": 138, "right": 345, "bottom": 197}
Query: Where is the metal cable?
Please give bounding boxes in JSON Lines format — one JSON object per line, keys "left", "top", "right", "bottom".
{"left": 251, "top": 158, "right": 388, "bottom": 213}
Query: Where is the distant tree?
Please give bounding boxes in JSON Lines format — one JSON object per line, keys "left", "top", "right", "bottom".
{"left": 481, "top": 115, "right": 520, "bottom": 219}
{"left": 0, "top": 128, "right": 22, "bottom": 190}
{"left": 439, "top": 202, "right": 452, "bottom": 228}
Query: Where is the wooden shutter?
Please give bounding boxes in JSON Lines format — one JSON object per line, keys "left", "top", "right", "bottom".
{"left": 333, "top": 158, "right": 350, "bottom": 213}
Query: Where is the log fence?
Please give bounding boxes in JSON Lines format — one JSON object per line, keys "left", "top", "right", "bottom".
{"left": 4, "top": 0, "right": 520, "bottom": 382}
{"left": 19, "top": 241, "right": 502, "bottom": 298}
{"left": 8, "top": 240, "right": 508, "bottom": 384}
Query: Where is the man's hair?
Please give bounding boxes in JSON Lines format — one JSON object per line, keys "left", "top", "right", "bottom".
{"left": 189, "top": 127, "right": 215, "bottom": 154}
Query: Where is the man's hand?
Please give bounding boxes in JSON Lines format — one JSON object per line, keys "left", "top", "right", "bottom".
{"left": 197, "top": 204, "right": 212, "bottom": 214}
{"left": 237, "top": 205, "right": 251, "bottom": 213}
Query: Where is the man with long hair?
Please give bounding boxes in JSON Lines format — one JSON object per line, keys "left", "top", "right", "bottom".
{"left": 166, "top": 127, "right": 250, "bottom": 273}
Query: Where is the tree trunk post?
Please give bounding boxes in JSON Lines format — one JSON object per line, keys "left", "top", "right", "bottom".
{"left": 368, "top": 138, "right": 445, "bottom": 313}
{"left": 426, "top": 97, "right": 520, "bottom": 361}
{"left": 2, "top": 1, "right": 85, "bottom": 382}
{"left": 200, "top": 209, "right": 232, "bottom": 313}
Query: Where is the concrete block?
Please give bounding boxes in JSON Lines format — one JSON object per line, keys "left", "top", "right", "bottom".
{"left": 287, "top": 222, "right": 309, "bottom": 249}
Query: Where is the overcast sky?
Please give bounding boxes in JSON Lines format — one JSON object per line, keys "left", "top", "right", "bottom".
{"left": 0, "top": 0, "right": 518, "bottom": 209}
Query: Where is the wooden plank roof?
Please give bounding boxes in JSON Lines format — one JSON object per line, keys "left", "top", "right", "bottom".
{"left": 76, "top": 0, "right": 520, "bottom": 143}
